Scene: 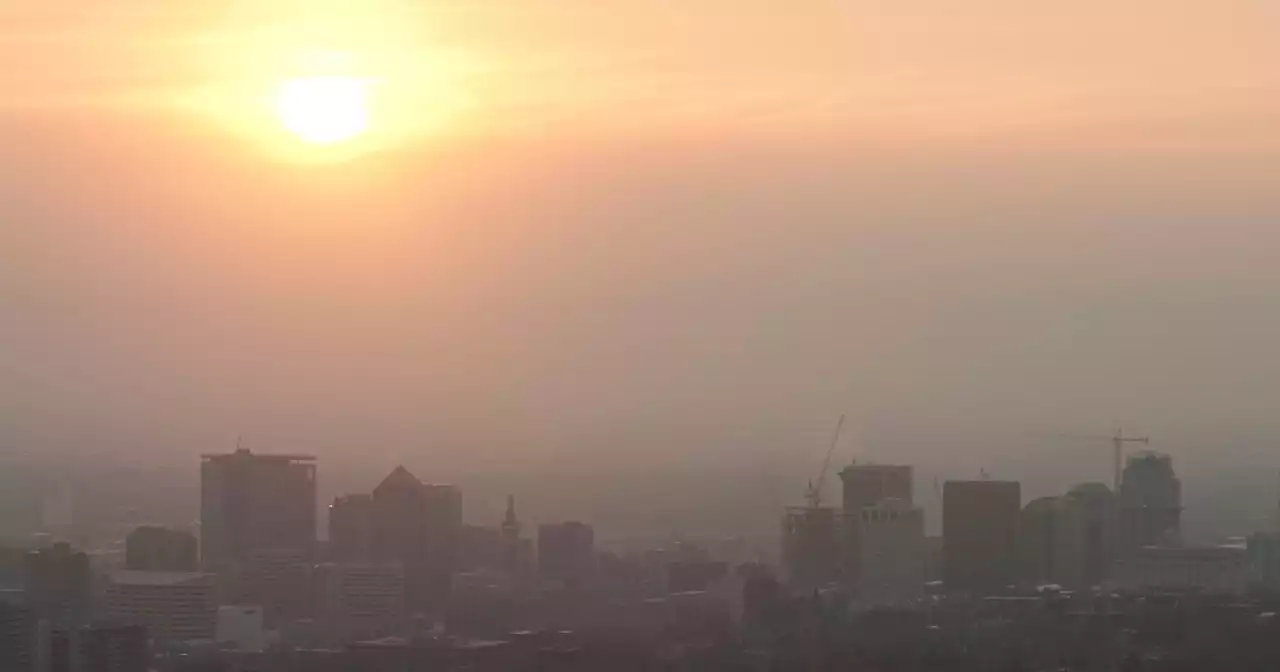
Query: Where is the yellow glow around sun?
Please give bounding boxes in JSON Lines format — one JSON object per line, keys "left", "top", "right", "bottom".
{"left": 275, "top": 76, "right": 371, "bottom": 145}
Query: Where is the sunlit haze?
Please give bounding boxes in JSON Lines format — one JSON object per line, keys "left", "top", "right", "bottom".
{"left": 3, "top": 0, "right": 1280, "bottom": 541}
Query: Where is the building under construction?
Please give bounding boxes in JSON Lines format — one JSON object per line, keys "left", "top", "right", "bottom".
{"left": 781, "top": 505, "right": 844, "bottom": 589}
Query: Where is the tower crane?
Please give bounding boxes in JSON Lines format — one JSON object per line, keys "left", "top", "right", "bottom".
{"left": 1057, "top": 429, "right": 1149, "bottom": 493}
{"left": 804, "top": 414, "right": 847, "bottom": 508}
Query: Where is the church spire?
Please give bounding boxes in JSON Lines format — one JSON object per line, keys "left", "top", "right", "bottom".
{"left": 501, "top": 495, "right": 520, "bottom": 539}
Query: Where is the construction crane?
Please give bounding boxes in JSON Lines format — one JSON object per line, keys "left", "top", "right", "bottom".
{"left": 804, "top": 414, "right": 847, "bottom": 508}
{"left": 1056, "top": 429, "right": 1149, "bottom": 493}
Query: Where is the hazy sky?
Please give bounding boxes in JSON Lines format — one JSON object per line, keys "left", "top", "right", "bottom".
{"left": 4, "top": 2, "right": 1280, "bottom": 534}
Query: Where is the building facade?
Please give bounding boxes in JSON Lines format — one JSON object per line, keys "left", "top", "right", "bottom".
{"left": 200, "top": 449, "right": 317, "bottom": 571}
{"left": 105, "top": 571, "right": 217, "bottom": 642}
{"left": 853, "top": 499, "right": 925, "bottom": 605}
{"left": 24, "top": 543, "right": 90, "bottom": 628}
{"left": 943, "top": 480, "right": 1021, "bottom": 594}
{"left": 537, "top": 522, "right": 596, "bottom": 587}
{"left": 316, "top": 562, "right": 406, "bottom": 641}
{"left": 1119, "top": 451, "right": 1182, "bottom": 551}
{"left": 838, "top": 464, "right": 913, "bottom": 514}
{"left": 363, "top": 467, "right": 463, "bottom": 612}
{"left": 125, "top": 526, "right": 198, "bottom": 572}
{"left": 329, "top": 494, "right": 375, "bottom": 562}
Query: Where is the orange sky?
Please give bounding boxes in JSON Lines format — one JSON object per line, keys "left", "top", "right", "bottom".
{"left": 4, "top": 2, "right": 1280, "bottom": 527}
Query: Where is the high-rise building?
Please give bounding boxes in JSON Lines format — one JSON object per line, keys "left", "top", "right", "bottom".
{"left": 943, "top": 480, "right": 1020, "bottom": 594}
{"left": 0, "top": 602, "right": 36, "bottom": 672}
{"left": 1056, "top": 483, "right": 1117, "bottom": 588}
{"left": 838, "top": 464, "right": 913, "bottom": 513}
{"left": 328, "top": 495, "right": 374, "bottom": 562}
{"left": 781, "top": 507, "right": 842, "bottom": 589}
{"left": 1119, "top": 451, "right": 1181, "bottom": 551}
{"left": 125, "top": 527, "right": 198, "bottom": 572}
{"left": 24, "top": 543, "right": 90, "bottom": 628}
{"left": 852, "top": 499, "right": 925, "bottom": 605}
{"left": 537, "top": 522, "right": 596, "bottom": 586}
{"left": 370, "top": 467, "right": 461, "bottom": 611}
{"left": 200, "top": 449, "right": 317, "bottom": 571}
{"left": 104, "top": 571, "right": 217, "bottom": 642}
{"left": 1016, "top": 484, "right": 1117, "bottom": 589}
{"left": 1016, "top": 496, "right": 1060, "bottom": 585}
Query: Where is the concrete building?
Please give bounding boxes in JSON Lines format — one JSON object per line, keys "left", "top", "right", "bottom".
{"left": 215, "top": 605, "right": 267, "bottom": 652}
{"left": 1017, "top": 496, "right": 1059, "bottom": 585}
{"left": 1055, "top": 483, "right": 1117, "bottom": 588}
{"left": 0, "top": 602, "right": 36, "bottom": 672}
{"left": 125, "top": 526, "right": 198, "bottom": 572}
{"left": 943, "top": 480, "right": 1021, "bottom": 594}
{"left": 1119, "top": 451, "right": 1182, "bottom": 552}
{"left": 104, "top": 570, "right": 217, "bottom": 642}
{"left": 781, "top": 507, "right": 842, "bottom": 589}
{"left": 200, "top": 449, "right": 317, "bottom": 571}
{"left": 1111, "top": 545, "right": 1249, "bottom": 593}
{"left": 328, "top": 494, "right": 374, "bottom": 562}
{"left": 853, "top": 499, "right": 925, "bottom": 605}
{"left": 537, "top": 522, "right": 596, "bottom": 586}
{"left": 223, "top": 548, "right": 313, "bottom": 627}
{"left": 316, "top": 563, "right": 406, "bottom": 641}
{"left": 370, "top": 466, "right": 462, "bottom": 612}
{"left": 1017, "top": 484, "right": 1118, "bottom": 589}
{"left": 24, "top": 543, "right": 90, "bottom": 628}
{"left": 838, "top": 464, "right": 913, "bottom": 513}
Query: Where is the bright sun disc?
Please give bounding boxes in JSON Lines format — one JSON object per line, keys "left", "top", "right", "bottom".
{"left": 275, "top": 76, "right": 370, "bottom": 145}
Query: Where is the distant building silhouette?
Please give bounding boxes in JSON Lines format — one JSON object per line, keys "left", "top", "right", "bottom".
{"left": 48, "top": 623, "right": 148, "bottom": 672}
{"left": 838, "top": 464, "right": 913, "bottom": 513}
{"left": 537, "top": 522, "right": 596, "bottom": 587}
{"left": 370, "top": 466, "right": 461, "bottom": 612}
{"left": 315, "top": 562, "right": 406, "bottom": 641}
{"left": 781, "top": 507, "right": 842, "bottom": 589}
{"left": 24, "top": 543, "right": 90, "bottom": 628}
{"left": 0, "top": 602, "right": 36, "bottom": 672}
{"left": 125, "top": 526, "right": 198, "bottom": 572}
{"left": 943, "top": 480, "right": 1020, "bottom": 593}
{"left": 105, "top": 570, "right": 217, "bottom": 642}
{"left": 852, "top": 498, "right": 925, "bottom": 605}
{"left": 1119, "top": 451, "right": 1182, "bottom": 551}
{"left": 200, "top": 449, "right": 316, "bottom": 571}
{"left": 328, "top": 494, "right": 374, "bottom": 562}
{"left": 1017, "top": 484, "right": 1117, "bottom": 589}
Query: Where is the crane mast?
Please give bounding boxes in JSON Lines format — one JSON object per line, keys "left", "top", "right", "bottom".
{"left": 805, "top": 414, "right": 847, "bottom": 508}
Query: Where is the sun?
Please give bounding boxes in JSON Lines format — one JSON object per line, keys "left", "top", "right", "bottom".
{"left": 274, "top": 76, "right": 371, "bottom": 145}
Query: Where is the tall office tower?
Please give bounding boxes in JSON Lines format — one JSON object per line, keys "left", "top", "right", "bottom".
{"left": 200, "top": 449, "right": 317, "bottom": 571}
{"left": 943, "top": 480, "right": 1021, "bottom": 594}
{"left": 838, "top": 464, "right": 914, "bottom": 513}
{"left": 537, "top": 522, "right": 596, "bottom": 586}
{"left": 125, "top": 527, "right": 198, "bottom": 572}
{"left": 370, "top": 467, "right": 461, "bottom": 611}
{"left": 1119, "top": 452, "right": 1182, "bottom": 551}
{"left": 0, "top": 602, "right": 36, "bottom": 672}
{"left": 24, "top": 543, "right": 90, "bottom": 628}
{"left": 328, "top": 495, "right": 375, "bottom": 562}
{"left": 104, "top": 571, "right": 217, "bottom": 642}
{"left": 852, "top": 499, "right": 925, "bottom": 605}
